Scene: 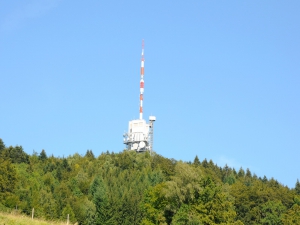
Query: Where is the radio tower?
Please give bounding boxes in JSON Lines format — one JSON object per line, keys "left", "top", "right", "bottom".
{"left": 140, "top": 40, "right": 145, "bottom": 120}
{"left": 123, "top": 40, "right": 156, "bottom": 153}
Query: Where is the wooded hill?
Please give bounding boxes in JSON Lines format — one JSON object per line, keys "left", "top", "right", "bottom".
{"left": 0, "top": 138, "right": 300, "bottom": 224}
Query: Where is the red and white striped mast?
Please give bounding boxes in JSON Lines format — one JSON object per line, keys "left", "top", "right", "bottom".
{"left": 139, "top": 40, "right": 145, "bottom": 120}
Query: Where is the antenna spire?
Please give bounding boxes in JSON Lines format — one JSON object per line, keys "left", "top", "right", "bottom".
{"left": 123, "top": 40, "right": 156, "bottom": 153}
{"left": 139, "top": 40, "right": 145, "bottom": 119}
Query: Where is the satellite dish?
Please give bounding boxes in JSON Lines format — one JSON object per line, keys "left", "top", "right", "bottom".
{"left": 133, "top": 143, "right": 138, "bottom": 150}
{"left": 139, "top": 141, "right": 145, "bottom": 148}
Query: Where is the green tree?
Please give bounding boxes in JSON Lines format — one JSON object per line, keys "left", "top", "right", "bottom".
{"left": 262, "top": 175, "right": 268, "bottom": 183}
{"left": 245, "top": 168, "right": 252, "bottom": 178}
{"left": 142, "top": 162, "right": 239, "bottom": 224}
{"left": 281, "top": 204, "right": 300, "bottom": 224}
{"left": 238, "top": 167, "right": 245, "bottom": 178}
{"left": 53, "top": 181, "right": 71, "bottom": 212}
{"left": 0, "top": 157, "right": 17, "bottom": 198}
{"left": 85, "top": 150, "right": 95, "bottom": 159}
{"left": 171, "top": 204, "right": 191, "bottom": 225}
{"left": 71, "top": 197, "right": 96, "bottom": 225}
{"left": 192, "top": 177, "right": 237, "bottom": 224}
{"left": 202, "top": 159, "right": 208, "bottom": 168}
{"left": 1, "top": 146, "right": 29, "bottom": 164}
{"left": 260, "top": 200, "right": 286, "bottom": 225}
{"left": 141, "top": 183, "right": 168, "bottom": 225}
{"left": 39, "top": 149, "right": 47, "bottom": 161}
{"left": 151, "top": 154, "right": 176, "bottom": 178}
{"left": 39, "top": 190, "right": 58, "bottom": 220}
{"left": 193, "top": 155, "right": 201, "bottom": 167}
{"left": 0, "top": 138, "right": 5, "bottom": 152}
{"left": 295, "top": 179, "right": 300, "bottom": 195}
{"left": 90, "top": 176, "right": 111, "bottom": 224}
{"left": 224, "top": 172, "right": 236, "bottom": 185}
{"left": 61, "top": 203, "right": 76, "bottom": 224}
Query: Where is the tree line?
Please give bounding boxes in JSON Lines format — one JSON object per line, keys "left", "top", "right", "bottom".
{"left": 0, "top": 138, "right": 300, "bottom": 224}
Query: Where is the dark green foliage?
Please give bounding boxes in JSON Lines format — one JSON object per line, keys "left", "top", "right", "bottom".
{"left": 141, "top": 165, "right": 239, "bottom": 224}
{"left": 1, "top": 145, "right": 29, "bottom": 164}
{"left": 90, "top": 175, "right": 110, "bottom": 224}
{"left": 282, "top": 204, "right": 300, "bottom": 224}
{"left": 202, "top": 158, "right": 208, "bottom": 168}
{"left": 262, "top": 175, "right": 268, "bottom": 182}
{"left": 238, "top": 167, "right": 245, "bottom": 178}
{"left": 0, "top": 138, "right": 5, "bottom": 152}
{"left": 295, "top": 179, "right": 300, "bottom": 195}
{"left": 246, "top": 168, "right": 252, "bottom": 178}
{"left": 260, "top": 200, "right": 286, "bottom": 224}
{"left": 61, "top": 203, "right": 76, "bottom": 223}
{"left": 193, "top": 155, "right": 201, "bottom": 166}
{"left": 151, "top": 154, "right": 176, "bottom": 178}
{"left": 85, "top": 150, "right": 95, "bottom": 159}
{"left": 0, "top": 139, "right": 299, "bottom": 224}
{"left": 39, "top": 149, "right": 47, "bottom": 161}
{"left": 0, "top": 157, "right": 17, "bottom": 194}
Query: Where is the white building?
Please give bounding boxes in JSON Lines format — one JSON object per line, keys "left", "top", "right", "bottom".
{"left": 123, "top": 116, "right": 155, "bottom": 152}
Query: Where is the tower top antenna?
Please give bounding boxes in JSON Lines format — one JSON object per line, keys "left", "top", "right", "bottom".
{"left": 123, "top": 40, "right": 156, "bottom": 153}
{"left": 139, "top": 40, "right": 145, "bottom": 120}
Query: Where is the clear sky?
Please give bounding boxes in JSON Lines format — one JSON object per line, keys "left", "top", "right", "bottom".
{"left": 1, "top": 0, "right": 299, "bottom": 188}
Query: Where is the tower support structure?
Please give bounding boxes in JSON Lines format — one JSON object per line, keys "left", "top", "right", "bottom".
{"left": 123, "top": 41, "right": 156, "bottom": 153}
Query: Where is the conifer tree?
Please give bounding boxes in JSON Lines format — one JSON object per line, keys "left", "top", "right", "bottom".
{"left": 295, "top": 179, "right": 300, "bottom": 195}
{"left": 202, "top": 158, "right": 208, "bottom": 168}
{"left": 245, "top": 168, "right": 252, "bottom": 178}
{"left": 0, "top": 157, "right": 17, "bottom": 197}
{"left": 0, "top": 138, "right": 5, "bottom": 152}
{"left": 238, "top": 167, "right": 245, "bottom": 177}
{"left": 85, "top": 150, "right": 95, "bottom": 159}
{"left": 90, "top": 176, "right": 111, "bottom": 224}
{"left": 3, "top": 146, "right": 29, "bottom": 164}
{"left": 262, "top": 175, "right": 268, "bottom": 183}
{"left": 61, "top": 203, "right": 76, "bottom": 224}
{"left": 39, "top": 149, "right": 47, "bottom": 161}
{"left": 193, "top": 155, "right": 201, "bottom": 166}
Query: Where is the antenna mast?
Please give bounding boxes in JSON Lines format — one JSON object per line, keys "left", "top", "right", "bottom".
{"left": 139, "top": 40, "right": 145, "bottom": 120}
{"left": 123, "top": 40, "right": 156, "bottom": 153}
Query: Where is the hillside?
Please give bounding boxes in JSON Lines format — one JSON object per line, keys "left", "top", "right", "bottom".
{"left": 0, "top": 138, "right": 300, "bottom": 224}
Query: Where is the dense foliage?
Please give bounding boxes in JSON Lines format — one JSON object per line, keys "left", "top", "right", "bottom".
{"left": 0, "top": 138, "right": 299, "bottom": 224}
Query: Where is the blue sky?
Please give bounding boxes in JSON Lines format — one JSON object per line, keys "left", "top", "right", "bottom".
{"left": 1, "top": 0, "right": 299, "bottom": 188}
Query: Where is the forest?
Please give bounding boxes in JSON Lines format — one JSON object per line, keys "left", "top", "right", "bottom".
{"left": 0, "top": 138, "right": 300, "bottom": 225}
